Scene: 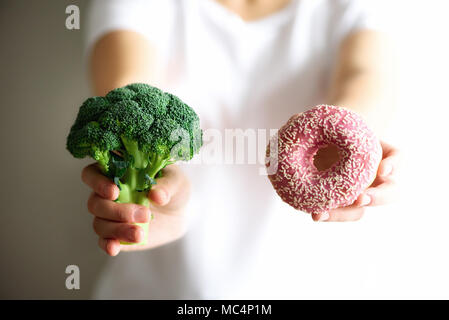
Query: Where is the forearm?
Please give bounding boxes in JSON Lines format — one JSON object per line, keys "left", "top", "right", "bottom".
{"left": 89, "top": 30, "right": 159, "bottom": 96}
{"left": 327, "top": 30, "right": 395, "bottom": 136}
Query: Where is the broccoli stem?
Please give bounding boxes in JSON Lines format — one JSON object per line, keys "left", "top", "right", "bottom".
{"left": 146, "top": 155, "right": 170, "bottom": 179}
{"left": 121, "top": 136, "right": 148, "bottom": 169}
{"left": 116, "top": 167, "right": 150, "bottom": 245}
{"left": 113, "top": 152, "right": 172, "bottom": 246}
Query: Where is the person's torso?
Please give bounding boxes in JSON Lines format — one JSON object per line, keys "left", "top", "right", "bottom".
{"left": 92, "top": 0, "right": 360, "bottom": 299}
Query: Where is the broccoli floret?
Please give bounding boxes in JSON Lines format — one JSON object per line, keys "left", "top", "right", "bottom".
{"left": 66, "top": 83, "right": 203, "bottom": 245}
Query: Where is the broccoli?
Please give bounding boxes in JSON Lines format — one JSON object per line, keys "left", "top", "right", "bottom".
{"left": 66, "top": 83, "right": 202, "bottom": 245}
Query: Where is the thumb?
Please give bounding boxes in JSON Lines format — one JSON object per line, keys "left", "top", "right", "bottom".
{"left": 148, "top": 164, "right": 186, "bottom": 207}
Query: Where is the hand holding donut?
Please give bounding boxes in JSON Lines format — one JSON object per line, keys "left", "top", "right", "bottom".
{"left": 311, "top": 140, "right": 399, "bottom": 222}
{"left": 266, "top": 105, "right": 399, "bottom": 222}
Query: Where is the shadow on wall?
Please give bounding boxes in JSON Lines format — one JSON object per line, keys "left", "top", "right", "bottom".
{"left": 0, "top": 0, "right": 108, "bottom": 299}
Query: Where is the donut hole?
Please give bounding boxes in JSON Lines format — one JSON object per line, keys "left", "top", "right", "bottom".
{"left": 313, "top": 144, "right": 341, "bottom": 171}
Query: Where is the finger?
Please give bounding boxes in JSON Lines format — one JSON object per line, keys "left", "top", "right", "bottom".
{"left": 81, "top": 163, "right": 119, "bottom": 200}
{"left": 380, "top": 140, "right": 398, "bottom": 157}
{"left": 98, "top": 238, "right": 120, "bottom": 256}
{"left": 312, "top": 205, "right": 365, "bottom": 222}
{"left": 377, "top": 155, "right": 399, "bottom": 178}
{"left": 364, "top": 180, "right": 398, "bottom": 206}
{"left": 311, "top": 211, "right": 330, "bottom": 222}
{"left": 352, "top": 192, "right": 374, "bottom": 207}
{"left": 378, "top": 141, "right": 400, "bottom": 177}
{"left": 87, "top": 192, "right": 150, "bottom": 223}
{"left": 92, "top": 217, "right": 144, "bottom": 243}
{"left": 148, "top": 165, "right": 184, "bottom": 206}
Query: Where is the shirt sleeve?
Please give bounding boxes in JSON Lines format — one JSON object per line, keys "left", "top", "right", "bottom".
{"left": 84, "top": 0, "right": 172, "bottom": 58}
{"left": 336, "top": 0, "right": 392, "bottom": 36}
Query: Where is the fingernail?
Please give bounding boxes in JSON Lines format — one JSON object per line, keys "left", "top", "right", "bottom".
{"left": 134, "top": 208, "right": 149, "bottom": 223}
{"left": 126, "top": 227, "right": 139, "bottom": 242}
{"left": 154, "top": 188, "right": 168, "bottom": 204}
{"left": 111, "top": 187, "right": 119, "bottom": 200}
{"left": 319, "top": 212, "right": 329, "bottom": 221}
{"left": 106, "top": 240, "right": 119, "bottom": 256}
{"left": 360, "top": 194, "right": 371, "bottom": 206}
{"left": 380, "top": 164, "right": 392, "bottom": 177}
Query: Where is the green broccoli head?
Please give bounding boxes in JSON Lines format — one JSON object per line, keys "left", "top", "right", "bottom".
{"left": 66, "top": 83, "right": 203, "bottom": 190}
{"left": 66, "top": 121, "right": 121, "bottom": 171}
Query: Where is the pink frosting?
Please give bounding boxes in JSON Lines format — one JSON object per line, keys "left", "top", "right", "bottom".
{"left": 266, "top": 105, "right": 382, "bottom": 214}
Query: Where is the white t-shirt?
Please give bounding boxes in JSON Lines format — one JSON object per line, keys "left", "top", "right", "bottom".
{"left": 86, "top": 0, "right": 386, "bottom": 299}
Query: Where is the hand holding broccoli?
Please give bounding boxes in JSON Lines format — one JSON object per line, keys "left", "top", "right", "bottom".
{"left": 82, "top": 162, "right": 191, "bottom": 255}
{"left": 66, "top": 83, "right": 202, "bottom": 253}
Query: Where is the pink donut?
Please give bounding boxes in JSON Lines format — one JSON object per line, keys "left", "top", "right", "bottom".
{"left": 266, "top": 105, "right": 382, "bottom": 214}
